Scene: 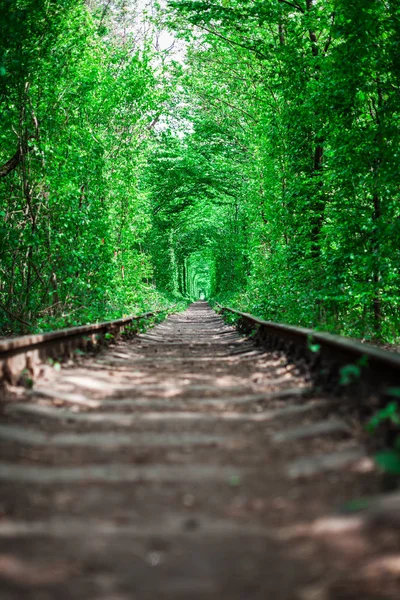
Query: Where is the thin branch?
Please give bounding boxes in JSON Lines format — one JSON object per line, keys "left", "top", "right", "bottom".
{"left": 0, "top": 303, "right": 31, "bottom": 327}
{"left": 205, "top": 95, "right": 259, "bottom": 124}
{"left": 323, "top": 12, "right": 336, "bottom": 54}
{"left": 278, "top": 0, "right": 305, "bottom": 13}
{"left": 98, "top": 0, "right": 112, "bottom": 30}
{"left": 146, "top": 112, "right": 162, "bottom": 131}
{"left": 195, "top": 24, "right": 268, "bottom": 60}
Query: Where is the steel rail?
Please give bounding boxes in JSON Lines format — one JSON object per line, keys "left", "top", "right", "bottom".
{"left": 218, "top": 305, "right": 400, "bottom": 394}
{"left": 0, "top": 309, "right": 170, "bottom": 384}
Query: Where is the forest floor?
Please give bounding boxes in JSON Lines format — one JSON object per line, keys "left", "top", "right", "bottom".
{"left": 0, "top": 303, "right": 400, "bottom": 599}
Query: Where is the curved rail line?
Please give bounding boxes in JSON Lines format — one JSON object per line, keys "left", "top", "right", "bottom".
{"left": 218, "top": 304, "right": 400, "bottom": 396}
{"left": 0, "top": 309, "right": 169, "bottom": 384}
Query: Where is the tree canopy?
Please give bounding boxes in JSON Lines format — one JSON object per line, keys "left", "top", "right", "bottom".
{"left": 1, "top": 0, "right": 400, "bottom": 341}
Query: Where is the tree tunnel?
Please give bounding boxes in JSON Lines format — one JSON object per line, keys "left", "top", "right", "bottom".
{"left": 184, "top": 251, "right": 215, "bottom": 300}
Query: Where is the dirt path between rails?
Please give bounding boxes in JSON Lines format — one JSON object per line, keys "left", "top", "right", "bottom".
{"left": 0, "top": 302, "right": 399, "bottom": 600}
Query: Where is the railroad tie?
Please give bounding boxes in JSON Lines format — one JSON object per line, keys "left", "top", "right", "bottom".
{"left": 0, "top": 301, "right": 397, "bottom": 599}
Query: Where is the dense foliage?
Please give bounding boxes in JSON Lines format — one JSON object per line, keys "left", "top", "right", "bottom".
{"left": 1, "top": 0, "right": 400, "bottom": 341}
{"left": 155, "top": 0, "right": 400, "bottom": 341}
{"left": 0, "top": 0, "right": 173, "bottom": 332}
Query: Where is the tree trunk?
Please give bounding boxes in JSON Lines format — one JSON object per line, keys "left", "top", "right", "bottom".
{"left": 0, "top": 143, "right": 32, "bottom": 178}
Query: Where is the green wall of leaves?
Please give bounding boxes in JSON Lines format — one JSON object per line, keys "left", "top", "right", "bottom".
{"left": 1, "top": 0, "right": 400, "bottom": 342}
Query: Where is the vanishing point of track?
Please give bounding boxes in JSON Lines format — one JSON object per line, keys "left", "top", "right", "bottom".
{"left": 1, "top": 302, "right": 400, "bottom": 599}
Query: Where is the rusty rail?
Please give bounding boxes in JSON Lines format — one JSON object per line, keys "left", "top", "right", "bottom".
{"left": 218, "top": 305, "right": 400, "bottom": 396}
{"left": 0, "top": 310, "right": 170, "bottom": 384}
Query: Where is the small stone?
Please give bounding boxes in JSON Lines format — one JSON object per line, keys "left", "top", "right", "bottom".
{"left": 183, "top": 494, "right": 195, "bottom": 507}
{"left": 250, "top": 498, "right": 265, "bottom": 512}
{"left": 183, "top": 517, "right": 199, "bottom": 531}
{"left": 146, "top": 551, "right": 163, "bottom": 567}
{"left": 297, "top": 584, "right": 329, "bottom": 600}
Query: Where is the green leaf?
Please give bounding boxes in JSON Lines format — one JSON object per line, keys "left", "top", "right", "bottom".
{"left": 375, "top": 450, "right": 400, "bottom": 475}
{"left": 366, "top": 402, "right": 400, "bottom": 432}
{"left": 228, "top": 474, "right": 241, "bottom": 487}
{"left": 341, "top": 498, "right": 370, "bottom": 513}
{"left": 307, "top": 335, "right": 321, "bottom": 353}
{"left": 339, "top": 364, "right": 361, "bottom": 386}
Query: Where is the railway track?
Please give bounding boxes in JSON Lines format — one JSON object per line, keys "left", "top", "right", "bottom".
{"left": 0, "top": 309, "right": 167, "bottom": 385}
{"left": 0, "top": 301, "right": 400, "bottom": 599}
